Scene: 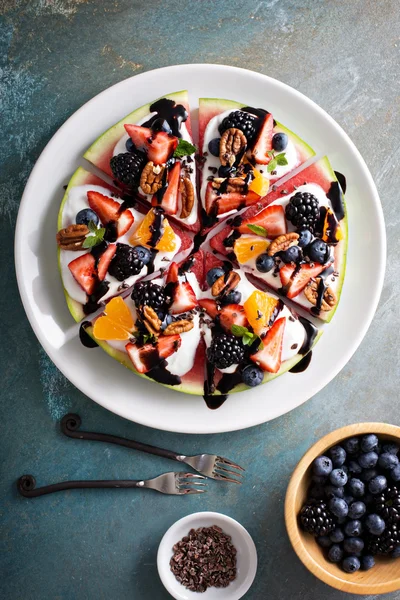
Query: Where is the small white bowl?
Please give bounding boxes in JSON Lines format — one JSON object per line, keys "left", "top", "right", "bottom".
{"left": 157, "top": 511, "right": 257, "bottom": 599}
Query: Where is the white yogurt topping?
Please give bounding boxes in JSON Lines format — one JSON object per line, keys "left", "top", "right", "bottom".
{"left": 60, "top": 184, "right": 180, "bottom": 304}
{"left": 201, "top": 109, "right": 299, "bottom": 215}
{"left": 113, "top": 113, "right": 198, "bottom": 226}
{"left": 165, "top": 313, "right": 201, "bottom": 376}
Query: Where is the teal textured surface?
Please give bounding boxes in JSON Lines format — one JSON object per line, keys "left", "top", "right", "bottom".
{"left": 1, "top": 1, "right": 399, "bottom": 598}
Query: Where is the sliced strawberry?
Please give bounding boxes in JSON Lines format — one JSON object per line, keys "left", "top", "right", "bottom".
{"left": 252, "top": 113, "right": 274, "bottom": 165}
{"left": 280, "top": 263, "right": 327, "bottom": 299}
{"left": 170, "top": 281, "right": 198, "bottom": 314}
{"left": 87, "top": 191, "right": 120, "bottom": 225}
{"left": 166, "top": 262, "right": 179, "bottom": 284}
{"left": 152, "top": 161, "right": 180, "bottom": 214}
{"left": 126, "top": 342, "right": 159, "bottom": 374}
{"left": 124, "top": 124, "right": 178, "bottom": 164}
{"left": 219, "top": 304, "right": 249, "bottom": 333}
{"left": 117, "top": 209, "right": 134, "bottom": 237}
{"left": 250, "top": 316, "right": 285, "bottom": 373}
{"left": 158, "top": 334, "right": 181, "bottom": 359}
{"left": 238, "top": 205, "right": 286, "bottom": 238}
{"left": 198, "top": 298, "right": 219, "bottom": 318}
{"left": 97, "top": 244, "right": 117, "bottom": 281}
{"left": 68, "top": 253, "right": 97, "bottom": 295}
{"left": 205, "top": 183, "right": 259, "bottom": 216}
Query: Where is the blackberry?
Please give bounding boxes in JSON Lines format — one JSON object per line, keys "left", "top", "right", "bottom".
{"left": 131, "top": 281, "right": 166, "bottom": 312}
{"left": 374, "top": 486, "right": 400, "bottom": 525}
{"left": 218, "top": 110, "right": 259, "bottom": 143}
{"left": 367, "top": 522, "right": 400, "bottom": 555}
{"left": 285, "top": 192, "right": 320, "bottom": 232}
{"left": 300, "top": 500, "right": 335, "bottom": 536}
{"left": 110, "top": 151, "right": 146, "bottom": 187}
{"left": 108, "top": 243, "right": 144, "bottom": 281}
{"left": 206, "top": 333, "right": 245, "bottom": 370}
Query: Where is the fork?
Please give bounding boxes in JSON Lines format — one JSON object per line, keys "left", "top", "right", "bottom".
{"left": 61, "top": 414, "right": 244, "bottom": 484}
{"left": 17, "top": 472, "right": 206, "bottom": 498}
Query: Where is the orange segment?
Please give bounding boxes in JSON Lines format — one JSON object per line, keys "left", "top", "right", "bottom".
{"left": 244, "top": 290, "right": 279, "bottom": 335}
{"left": 249, "top": 168, "right": 269, "bottom": 197}
{"left": 233, "top": 236, "right": 269, "bottom": 264}
{"left": 129, "top": 208, "right": 176, "bottom": 252}
{"left": 93, "top": 297, "right": 134, "bottom": 341}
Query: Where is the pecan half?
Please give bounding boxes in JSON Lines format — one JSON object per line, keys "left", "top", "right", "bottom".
{"left": 163, "top": 320, "right": 194, "bottom": 335}
{"left": 219, "top": 128, "right": 247, "bottom": 167}
{"left": 56, "top": 224, "right": 89, "bottom": 250}
{"left": 304, "top": 279, "right": 337, "bottom": 311}
{"left": 212, "top": 177, "right": 247, "bottom": 193}
{"left": 140, "top": 162, "right": 165, "bottom": 194}
{"left": 268, "top": 232, "right": 299, "bottom": 256}
{"left": 142, "top": 305, "right": 162, "bottom": 336}
{"left": 179, "top": 177, "right": 195, "bottom": 219}
{"left": 212, "top": 271, "right": 241, "bottom": 297}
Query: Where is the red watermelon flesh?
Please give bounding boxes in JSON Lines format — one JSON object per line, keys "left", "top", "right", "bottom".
{"left": 178, "top": 250, "right": 205, "bottom": 288}
{"left": 180, "top": 336, "right": 206, "bottom": 389}
{"left": 204, "top": 251, "right": 227, "bottom": 278}
{"left": 209, "top": 225, "right": 232, "bottom": 258}
{"left": 170, "top": 222, "right": 193, "bottom": 253}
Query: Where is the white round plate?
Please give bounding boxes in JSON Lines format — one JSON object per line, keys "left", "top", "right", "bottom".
{"left": 15, "top": 64, "right": 386, "bottom": 434}
{"left": 157, "top": 512, "right": 257, "bottom": 600}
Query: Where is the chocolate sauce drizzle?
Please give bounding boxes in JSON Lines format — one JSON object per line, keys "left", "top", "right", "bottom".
{"left": 79, "top": 321, "right": 99, "bottom": 348}
{"left": 141, "top": 98, "right": 188, "bottom": 139}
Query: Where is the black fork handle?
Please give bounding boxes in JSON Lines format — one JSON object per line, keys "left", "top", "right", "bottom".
{"left": 60, "top": 414, "right": 181, "bottom": 462}
{"left": 18, "top": 475, "right": 143, "bottom": 498}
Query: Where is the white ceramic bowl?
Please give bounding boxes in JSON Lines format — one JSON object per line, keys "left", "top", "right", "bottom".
{"left": 157, "top": 512, "right": 257, "bottom": 599}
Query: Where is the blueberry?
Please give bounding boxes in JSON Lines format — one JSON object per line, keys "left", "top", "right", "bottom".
{"left": 208, "top": 137, "right": 221, "bottom": 157}
{"left": 132, "top": 245, "right": 152, "bottom": 265}
{"left": 342, "top": 555, "right": 361, "bottom": 573}
{"left": 125, "top": 137, "right": 136, "bottom": 153}
{"left": 358, "top": 452, "right": 378, "bottom": 469}
{"left": 330, "top": 528, "right": 345, "bottom": 544}
{"left": 313, "top": 456, "right": 333, "bottom": 477}
{"left": 308, "top": 484, "right": 326, "bottom": 500}
{"left": 360, "top": 555, "right": 375, "bottom": 571}
{"left": 365, "top": 513, "right": 386, "bottom": 536}
{"left": 391, "top": 465, "right": 400, "bottom": 482}
{"left": 360, "top": 468, "right": 378, "bottom": 482}
{"left": 272, "top": 132, "right": 288, "bottom": 152}
{"left": 256, "top": 253, "right": 275, "bottom": 273}
{"left": 343, "top": 537, "right": 364, "bottom": 554}
{"left": 297, "top": 229, "right": 313, "bottom": 248}
{"left": 324, "top": 485, "right": 344, "bottom": 499}
{"left": 347, "top": 478, "right": 365, "bottom": 498}
{"left": 329, "top": 497, "right": 348, "bottom": 518}
{"left": 378, "top": 452, "right": 399, "bottom": 470}
{"left": 361, "top": 434, "right": 379, "bottom": 452}
{"left": 344, "top": 520, "right": 363, "bottom": 537}
{"left": 369, "top": 474, "right": 387, "bottom": 495}
{"left": 206, "top": 267, "right": 225, "bottom": 287}
{"left": 151, "top": 118, "right": 172, "bottom": 134}
{"left": 221, "top": 290, "right": 242, "bottom": 305}
{"left": 76, "top": 208, "right": 100, "bottom": 227}
{"left": 329, "top": 446, "right": 347, "bottom": 467}
{"left": 348, "top": 460, "right": 362, "bottom": 475}
{"left": 279, "top": 246, "right": 302, "bottom": 264}
{"left": 304, "top": 239, "right": 330, "bottom": 264}
{"left": 218, "top": 165, "right": 236, "bottom": 178}
{"left": 383, "top": 442, "right": 400, "bottom": 455}
{"left": 392, "top": 545, "right": 400, "bottom": 558}
{"left": 317, "top": 536, "right": 332, "bottom": 548}
{"left": 328, "top": 544, "right": 344, "bottom": 563}
{"left": 348, "top": 501, "right": 366, "bottom": 520}
{"left": 241, "top": 364, "right": 264, "bottom": 387}
{"left": 330, "top": 468, "right": 348, "bottom": 487}
{"left": 344, "top": 495, "right": 354, "bottom": 506}
{"left": 343, "top": 437, "right": 360, "bottom": 455}
{"left": 312, "top": 475, "right": 327, "bottom": 484}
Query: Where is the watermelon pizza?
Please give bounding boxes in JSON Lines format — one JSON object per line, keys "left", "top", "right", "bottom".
{"left": 55, "top": 92, "right": 348, "bottom": 407}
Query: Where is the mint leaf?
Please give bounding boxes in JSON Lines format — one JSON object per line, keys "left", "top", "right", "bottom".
{"left": 242, "top": 333, "right": 254, "bottom": 346}
{"left": 276, "top": 153, "right": 288, "bottom": 166}
{"left": 231, "top": 324, "right": 249, "bottom": 337}
{"left": 267, "top": 158, "right": 278, "bottom": 173}
{"left": 247, "top": 224, "right": 268, "bottom": 237}
{"left": 82, "top": 226, "right": 105, "bottom": 249}
{"left": 173, "top": 139, "right": 196, "bottom": 158}
{"left": 231, "top": 324, "right": 262, "bottom": 349}
{"left": 88, "top": 220, "right": 98, "bottom": 234}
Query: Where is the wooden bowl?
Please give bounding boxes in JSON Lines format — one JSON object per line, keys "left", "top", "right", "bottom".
{"left": 285, "top": 423, "right": 400, "bottom": 595}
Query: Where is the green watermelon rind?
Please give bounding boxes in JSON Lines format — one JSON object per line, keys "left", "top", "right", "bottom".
{"left": 198, "top": 98, "right": 315, "bottom": 161}
{"left": 84, "top": 90, "right": 190, "bottom": 172}
{"left": 83, "top": 325, "right": 322, "bottom": 397}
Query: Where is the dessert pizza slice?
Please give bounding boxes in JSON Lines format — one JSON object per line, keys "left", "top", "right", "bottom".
{"left": 198, "top": 98, "right": 315, "bottom": 222}
{"left": 57, "top": 167, "right": 192, "bottom": 322}
{"left": 210, "top": 157, "right": 347, "bottom": 322}
{"left": 83, "top": 91, "right": 200, "bottom": 231}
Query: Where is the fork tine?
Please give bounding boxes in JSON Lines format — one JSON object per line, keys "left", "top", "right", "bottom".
{"left": 178, "top": 472, "right": 206, "bottom": 480}
{"left": 212, "top": 472, "right": 242, "bottom": 484}
{"left": 215, "top": 465, "right": 244, "bottom": 478}
{"left": 180, "top": 488, "right": 207, "bottom": 495}
{"left": 216, "top": 457, "right": 245, "bottom": 471}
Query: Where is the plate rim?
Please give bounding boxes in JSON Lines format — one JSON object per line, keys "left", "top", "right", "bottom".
{"left": 14, "top": 63, "right": 386, "bottom": 433}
